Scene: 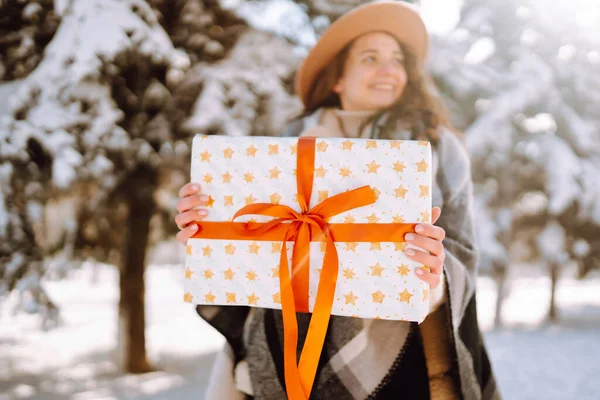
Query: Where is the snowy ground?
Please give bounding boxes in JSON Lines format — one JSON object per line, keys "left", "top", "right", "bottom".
{"left": 1, "top": 259, "right": 599, "bottom": 400}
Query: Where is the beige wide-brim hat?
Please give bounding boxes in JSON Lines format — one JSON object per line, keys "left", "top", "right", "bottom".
{"left": 295, "top": 1, "right": 429, "bottom": 108}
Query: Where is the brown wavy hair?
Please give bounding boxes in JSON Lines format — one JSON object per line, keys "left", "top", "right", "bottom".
{"left": 298, "top": 35, "right": 459, "bottom": 144}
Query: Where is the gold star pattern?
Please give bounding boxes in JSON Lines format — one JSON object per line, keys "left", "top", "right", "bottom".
{"left": 316, "top": 141, "right": 328, "bottom": 152}
{"left": 204, "top": 174, "right": 213, "bottom": 184}
{"left": 270, "top": 192, "right": 282, "bottom": 204}
{"left": 390, "top": 141, "right": 402, "bottom": 149}
{"left": 271, "top": 267, "right": 279, "bottom": 278}
{"left": 342, "top": 140, "right": 354, "bottom": 150}
{"left": 184, "top": 292, "right": 193, "bottom": 303}
{"left": 248, "top": 242, "right": 261, "bottom": 254}
{"left": 204, "top": 269, "right": 214, "bottom": 279}
{"left": 372, "top": 187, "right": 381, "bottom": 200}
{"left": 396, "top": 264, "right": 410, "bottom": 277}
{"left": 372, "top": 290, "right": 385, "bottom": 303}
{"left": 318, "top": 190, "right": 329, "bottom": 202}
{"left": 245, "top": 194, "right": 257, "bottom": 205}
{"left": 394, "top": 242, "right": 407, "bottom": 252}
{"left": 394, "top": 185, "right": 408, "bottom": 199}
{"left": 226, "top": 292, "right": 237, "bottom": 304}
{"left": 185, "top": 267, "right": 195, "bottom": 280}
{"left": 416, "top": 159, "right": 429, "bottom": 172}
{"left": 392, "top": 214, "right": 405, "bottom": 223}
{"left": 320, "top": 242, "right": 327, "bottom": 252}
{"left": 202, "top": 245, "right": 213, "bottom": 257}
{"left": 370, "top": 242, "right": 382, "bottom": 251}
{"left": 246, "top": 270, "right": 258, "bottom": 281}
{"left": 366, "top": 140, "right": 378, "bottom": 149}
{"left": 344, "top": 291, "right": 359, "bottom": 306}
{"left": 366, "top": 213, "right": 381, "bottom": 223}
{"left": 244, "top": 172, "right": 254, "bottom": 183}
{"left": 222, "top": 172, "right": 232, "bottom": 183}
{"left": 423, "top": 289, "right": 429, "bottom": 302}
{"left": 273, "top": 291, "right": 281, "bottom": 304}
{"left": 271, "top": 243, "right": 282, "bottom": 253}
{"left": 205, "top": 292, "right": 216, "bottom": 304}
{"left": 419, "top": 185, "right": 430, "bottom": 198}
{"left": 344, "top": 214, "right": 356, "bottom": 223}
{"left": 200, "top": 150, "right": 211, "bottom": 162}
{"left": 248, "top": 292, "right": 260, "bottom": 305}
{"left": 186, "top": 245, "right": 192, "bottom": 255}
{"left": 399, "top": 289, "right": 413, "bottom": 304}
{"left": 269, "top": 166, "right": 282, "bottom": 179}
{"left": 224, "top": 268, "right": 235, "bottom": 280}
{"left": 225, "top": 243, "right": 236, "bottom": 255}
{"left": 366, "top": 160, "right": 381, "bottom": 174}
{"left": 339, "top": 167, "right": 352, "bottom": 178}
{"left": 345, "top": 242, "right": 358, "bottom": 252}
{"left": 268, "top": 144, "right": 279, "bottom": 155}
{"left": 206, "top": 196, "right": 215, "bottom": 208}
{"left": 224, "top": 195, "right": 234, "bottom": 206}
{"left": 315, "top": 166, "right": 328, "bottom": 178}
{"left": 421, "top": 210, "right": 430, "bottom": 222}
{"left": 370, "top": 262, "right": 385, "bottom": 277}
{"left": 223, "top": 147, "right": 234, "bottom": 159}
{"left": 393, "top": 161, "right": 406, "bottom": 173}
{"left": 290, "top": 144, "right": 297, "bottom": 154}
{"left": 343, "top": 268, "right": 356, "bottom": 279}
{"left": 246, "top": 145, "right": 258, "bottom": 157}
{"left": 419, "top": 141, "right": 429, "bottom": 146}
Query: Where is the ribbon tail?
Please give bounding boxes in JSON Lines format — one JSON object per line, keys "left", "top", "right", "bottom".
{"left": 297, "top": 234, "right": 338, "bottom": 397}
{"left": 280, "top": 229, "right": 310, "bottom": 400}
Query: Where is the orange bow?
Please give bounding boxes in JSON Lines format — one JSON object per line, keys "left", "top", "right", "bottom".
{"left": 193, "top": 137, "right": 414, "bottom": 399}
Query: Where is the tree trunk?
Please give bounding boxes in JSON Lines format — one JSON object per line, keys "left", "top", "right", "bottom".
{"left": 548, "top": 262, "right": 560, "bottom": 322}
{"left": 493, "top": 263, "right": 507, "bottom": 329}
{"left": 118, "top": 165, "right": 157, "bottom": 373}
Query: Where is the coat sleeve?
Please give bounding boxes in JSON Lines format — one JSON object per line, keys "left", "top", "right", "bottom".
{"left": 434, "top": 129, "right": 479, "bottom": 329}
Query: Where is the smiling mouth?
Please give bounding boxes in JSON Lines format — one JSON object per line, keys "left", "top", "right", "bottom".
{"left": 370, "top": 84, "right": 396, "bottom": 91}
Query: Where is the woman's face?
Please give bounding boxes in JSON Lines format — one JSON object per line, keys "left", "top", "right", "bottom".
{"left": 333, "top": 32, "right": 407, "bottom": 111}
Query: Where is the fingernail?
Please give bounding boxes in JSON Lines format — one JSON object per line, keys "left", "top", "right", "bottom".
{"left": 190, "top": 224, "right": 198, "bottom": 230}
{"left": 406, "top": 249, "right": 415, "bottom": 256}
{"left": 415, "top": 268, "right": 423, "bottom": 275}
{"left": 200, "top": 195, "right": 209, "bottom": 202}
{"left": 191, "top": 184, "right": 199, "bottom": 191}
{"left": 415, "top": 225, "right": 424, "bottom": 233}
{"left": 405, "top": 233, "right": 415, "bottom": 241}
{"left": 198, "top": 209, "right": 207, "bottom": 215}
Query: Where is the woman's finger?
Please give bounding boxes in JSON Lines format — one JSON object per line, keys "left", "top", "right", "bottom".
{"left": 404, "top": 233, "right": 444, "bottom": 257}
{"left": 179, "top": 182, "right": 201, "bottom": 198}
{"left": 176, "top": 224, "right": 199, "bottom": 244}
{"left": 414, "top": 222, "right": 445, "bottom": 241}
{"left": 431, "top": 206, "right": 441, "bottom": 224}
{"left": 176, "top": 193, "right": 210, "bottom": 213}
{"left": 405, "top": 248, "right": 444, "bottom": 275}
{"left": 175, "top": 208, "right": 208, "bottom": 229}
{"left": 415, "top": 267, "right": 442, "bottom": 288}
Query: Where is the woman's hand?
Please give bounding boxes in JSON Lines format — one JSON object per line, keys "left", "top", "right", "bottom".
{"left": 404, "top": 206, "right": 445, "bottom": 289}
{"left": 175, "top": 182, "right": 210, "bottom": 244}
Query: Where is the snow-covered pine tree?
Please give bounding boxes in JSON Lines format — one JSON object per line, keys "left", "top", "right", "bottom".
{"left": 0, "top": 0, "right": 299, "bottom": 373}
{"left": 429, "top": 0, "right": 600, "bottom": 324}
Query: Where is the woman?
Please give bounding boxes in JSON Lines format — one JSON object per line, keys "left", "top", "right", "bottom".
{"left": 175, "top": 2, "right": 500, "bottom": 399}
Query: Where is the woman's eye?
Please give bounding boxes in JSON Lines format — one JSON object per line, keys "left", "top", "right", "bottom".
{"left": 394, "top": 58, "right": 405, "bottom": 65}
{"left": 363, "top": 56, "right": 376, "bottom": 62}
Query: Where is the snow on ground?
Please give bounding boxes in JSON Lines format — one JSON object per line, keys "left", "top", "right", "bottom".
{"left": 1, "top": 260, "right": 599, "bottom": 400}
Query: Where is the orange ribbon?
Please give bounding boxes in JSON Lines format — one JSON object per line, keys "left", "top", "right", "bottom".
{"left": 192, "top": 137, "right": 415, "bottom": 399}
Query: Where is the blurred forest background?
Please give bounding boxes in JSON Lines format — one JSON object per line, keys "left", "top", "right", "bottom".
{"left": 1, "top": 0, "right": 599, "bottom": 399}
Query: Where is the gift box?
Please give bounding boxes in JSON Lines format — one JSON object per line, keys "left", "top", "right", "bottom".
{"left": 183, "top": 130, "right": 432, "bottom": 399}
{"left": 183, "top": 130, "right": 432, "bottom": 322}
